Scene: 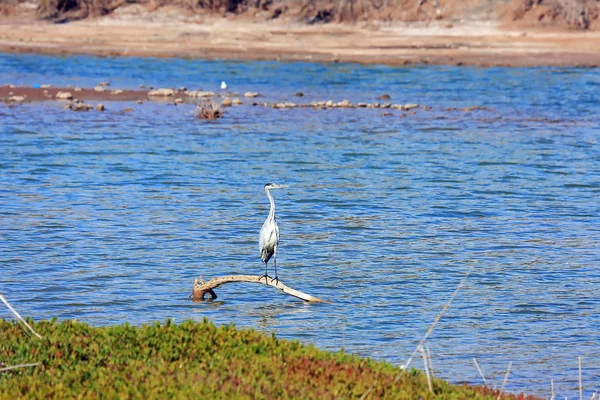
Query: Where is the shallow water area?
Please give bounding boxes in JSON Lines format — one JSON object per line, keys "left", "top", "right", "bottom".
{"left": 1, "top": 53, "right": 600, "bottom": 398}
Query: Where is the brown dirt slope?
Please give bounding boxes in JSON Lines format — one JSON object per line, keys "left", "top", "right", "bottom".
{"left": 1, "top": 0, "right": 597, "bottom": 29}
{"left": 505, "top": 0, "right": 599, "bottom": 30}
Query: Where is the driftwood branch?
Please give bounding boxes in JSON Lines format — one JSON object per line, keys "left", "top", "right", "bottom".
{"left": 191, "top": 275, "right": 331, "bottom": 303}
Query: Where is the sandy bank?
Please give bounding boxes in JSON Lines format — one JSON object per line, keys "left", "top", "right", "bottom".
{"left": 1, "top": 9, "right": 600, "bottom": 67}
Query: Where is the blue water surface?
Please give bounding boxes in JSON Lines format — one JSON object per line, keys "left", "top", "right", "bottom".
{"left": 1, "top": 53, "right": 600, "bottom": 398}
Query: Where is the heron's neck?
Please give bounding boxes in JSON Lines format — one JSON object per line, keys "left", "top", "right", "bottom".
{"left": 265, "top": 188, "right": 276, "bottom": 222}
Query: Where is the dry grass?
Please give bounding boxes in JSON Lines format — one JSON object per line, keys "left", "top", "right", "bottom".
{"left": 196, "top": 99, "right": 222, "bottom": 119}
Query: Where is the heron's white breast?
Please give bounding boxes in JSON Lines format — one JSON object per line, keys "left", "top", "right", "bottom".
{"left": 259, "top": 221, "right": 279, "bottom": 251}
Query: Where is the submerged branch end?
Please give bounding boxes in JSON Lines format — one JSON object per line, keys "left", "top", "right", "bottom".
{"left": 191, "top": 275, "right": 330, "bottom": 304}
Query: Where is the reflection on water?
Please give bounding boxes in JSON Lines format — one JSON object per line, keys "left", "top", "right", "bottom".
{"left": 1, "top": 53, "right": 600, "bottom": 398}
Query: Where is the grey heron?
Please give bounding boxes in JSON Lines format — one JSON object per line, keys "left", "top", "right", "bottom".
{"left": 259, "top": 182, "right": 288, "bottom": 283}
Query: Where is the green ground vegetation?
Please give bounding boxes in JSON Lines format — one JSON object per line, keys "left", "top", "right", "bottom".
{"left": 1, "top": 319, "right": 538, "bottom": 399}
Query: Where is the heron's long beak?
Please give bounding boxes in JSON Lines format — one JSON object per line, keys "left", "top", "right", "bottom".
{"left": 276, "top": 184, "right": 289, "bottom": 189}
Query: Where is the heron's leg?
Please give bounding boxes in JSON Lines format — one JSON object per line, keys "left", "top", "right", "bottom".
{"left": 261, "top": 262, "right": 269, "bottom": 284}
{"left": 271, "top": 246, "right": 279, "bottom": 284}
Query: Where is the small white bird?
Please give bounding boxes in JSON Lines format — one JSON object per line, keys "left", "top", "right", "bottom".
{"left": 221, "top": 81, "right": 227, "bottom": 90}
{"left": 259, "top": 182, "right": 289, "bottom": 284}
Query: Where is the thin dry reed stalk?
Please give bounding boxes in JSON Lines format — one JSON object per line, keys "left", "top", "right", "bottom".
{"left": 497, "top": 361, "right": 512, "bottom": 400}
{"left": 550, "top": 378, "right": 555, "bottom": 400}
{"left": 359, "top": 384, "right": 375, "bottom": 400}
{"left": 0, "top": 363, "right": 40, "bottom": 373}
{"left": 394, "top": 265, "right": 474, "bottom": 382}
{"left": 420, "top": 346, "right": 433, "bottom": 393}
{"left": 473, "top": 357, "right": 487, "bottom": 386}
{"left": 0, "top": 292, "right": 43, "bottom": 339}
{"left": 425, "top": 346, "right": 434, "bottom": 377}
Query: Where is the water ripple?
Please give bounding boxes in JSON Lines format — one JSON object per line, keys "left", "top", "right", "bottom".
{"left": 1, "top": 54, "right": 600, "bottom": 398}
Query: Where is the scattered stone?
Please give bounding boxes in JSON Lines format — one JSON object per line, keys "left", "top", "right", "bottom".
{"left": 232, "top": 98, "right": 242, "bottom": 105}
{"left": 275, "top": 102, "right": 297, "bottom": 109}
{"left": 74, "top": 87, "right": 83, "bottom": 92}
{"left": 221, "top": 97, "right": 232, "bottom": 107}
{"left": 378, "top": 94, "right": 391, "bottom": 100}
{"left": 96, "top": 103, "right": 105, "bottom": 111}
{"left": 381, "top": 112, "right": 393, "bottom": 117}
{"left": 174, "top": 98, "right": 183, "bottom": 104}
{"left": 337, "top": 100, "right": 352, "bottom": 108}
{"left": 408, "top": 111, "right": 416, "bottom": 115}
{"left": 99, "top": 82, "right": 110, "bottom": 87}
{"left": 462, "top": 106, "right": 484, "bottom": 112}
{"left": 295, "top": 92, "right": 304, "bottom": 97}
{"left": 148, "top": 88, "right": 175, "bottom": 96}
{"left": 325, "top": 100, "right": 333, "bottom": 107}
{"left": 111, "top": 89, "right": 124, "bottom": 95}
{"left": 403, "top": 103, "right": 419, "bottom": 110}
{"left": 40, "top": 84, "right": 52, "bottom": 89}
{"left": 244, "top": 92, "right": 260, "bottom": 98}
{"left": 7, "top": 95, "right": 25, "bottom": 102}
{"left": 381, "top": 103, "right": 392, "bottom": 109}
{"left": 187, "top": 91, "right": 216, "bottom": 98}
{"left": 123, "top": 107, "right": 134, "bottom": 112}
{"left": 55, "top": 91, "right": 73, "bottom": 100}
{"left": 371, "top": 103, "right": 380, "bottom": 108}
{"left": 94, "top": 85, "right": 105, "bottom": 92}
{"left": 178, "top": 87, "right": 187, "bottom": 92}
{"left": 67, "top": 103, "right": 93, "bottom": 111}
{"left": 137, "top": 100, "right": 144, "bottom": 104}
{"left": 317, "top": 101, "right": 326, "bottom": 107}
{"left": 357, "top": 102, "right": 368, "bottom": 108}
